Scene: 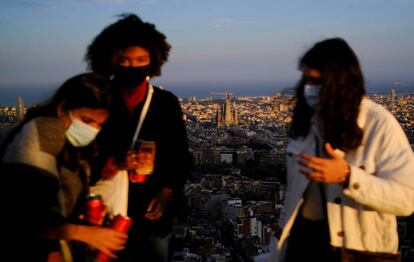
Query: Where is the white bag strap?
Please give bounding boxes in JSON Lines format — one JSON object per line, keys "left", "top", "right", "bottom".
{"left": 131, "top": 84, "right": 154, "bottom": 149}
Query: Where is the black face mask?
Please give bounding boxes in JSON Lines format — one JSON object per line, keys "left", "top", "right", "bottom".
{"left": 112, "top": 65, "right": 150, "bottom": 88}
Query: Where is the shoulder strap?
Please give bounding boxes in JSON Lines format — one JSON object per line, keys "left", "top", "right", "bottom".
{"left": 130, "top": 84, "right": 154, "bottom": 149}
{"left": 315, "top": 134, "right": 329, "bottom": 218}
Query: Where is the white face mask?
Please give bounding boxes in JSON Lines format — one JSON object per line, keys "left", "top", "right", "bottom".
{"left": 65, "top": 112, "right": 101, "bottom": 147}
{"left": 304, "top": 84, "right": 321, "bottom": 110}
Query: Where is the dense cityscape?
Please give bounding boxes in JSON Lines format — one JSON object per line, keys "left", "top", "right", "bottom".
{"left": 0, "top": 89, "right": 413, "bottom": 261}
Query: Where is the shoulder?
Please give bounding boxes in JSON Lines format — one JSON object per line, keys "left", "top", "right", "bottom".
{"left": 10, "top": 117, "right": 66, "bottom": 158}
{"left": 2, "top": 117, "right": 66, "bottom": 175}
{"left": 152, "top": 85, "right": 181, "bottom": 105}
{"left": 359, "top": 98, "right": 399, "bottom": 129}
{"left": 33, "top": 116, "right": 65, "bottom": 126}
{"left": 31, "top": 117, "right": 67, "bottom": 153}
{"left": 361, "top": 98, "right": 390, "bottom": 118}
{"left": 18, "top": 116, "right": 66, "bottom": 132}
{"left": 359, "top": 98, "right": 408, "bottom": 144}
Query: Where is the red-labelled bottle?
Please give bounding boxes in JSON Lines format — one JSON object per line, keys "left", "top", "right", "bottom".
{"left": 127, "top": 141, "right": 156, "bottom": 183}
{"left": 85, "top": 194, "right": 106, "bottom": 225}
{"left": 95, "top": 215, "right": 133, "bottom": 262}
{"left": 128, "top": 169, "right": 148, "bottom": 183}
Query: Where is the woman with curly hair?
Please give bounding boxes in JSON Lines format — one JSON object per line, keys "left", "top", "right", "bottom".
{"left": 85, "top": 14, "right": 191, "bottom": 261}
{"left": 274, "top": 38, "right": 414, "bottom": 261}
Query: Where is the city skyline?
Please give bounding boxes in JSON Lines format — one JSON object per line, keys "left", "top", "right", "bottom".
{"left": 1, "top": 0, "right": 414, "bottom": 104}
{"left": 0, "top": 83, "right": 412, "bottom": 106}
{"left": 1, "top": 86, "right": 413, "bottom": 260}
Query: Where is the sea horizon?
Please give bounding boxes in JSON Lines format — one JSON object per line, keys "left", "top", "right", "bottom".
{"left": 1, "top": 83, "right": 413, "bottom": 106}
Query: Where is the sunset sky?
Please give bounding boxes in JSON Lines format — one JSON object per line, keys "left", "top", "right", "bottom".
{"left": 1, "top": 0, "right": 413, "bottom": 102}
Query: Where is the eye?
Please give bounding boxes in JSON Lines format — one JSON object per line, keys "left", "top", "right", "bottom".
{"left": 117, "top": 56, "right": 130, "bottom": 65}
{"left": 138, "top": 56, "right": 149, "bottom": 62}
{"left": 304, "top": 76, "right": 322, "bottom": 85}
{"left": 134, "top": 56, "right": 150, "bottom": 65}
{"left": 80, "top": 116, "right": 94, "bottom": 124}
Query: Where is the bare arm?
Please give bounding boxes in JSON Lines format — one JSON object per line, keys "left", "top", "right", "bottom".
{"left": 39, "top": 224, "right": 128, "bottom": 258}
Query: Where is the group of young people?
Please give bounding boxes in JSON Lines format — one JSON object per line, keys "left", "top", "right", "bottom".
{"left": 1, "top": 13, "right": 413, "bottom": 262}
{"left": 1, "top": 14, "right": 191, "bottom": 262}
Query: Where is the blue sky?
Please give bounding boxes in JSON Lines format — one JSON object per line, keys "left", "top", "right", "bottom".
{"left": 1, "top": 0, "right": 413, "bottom": 102}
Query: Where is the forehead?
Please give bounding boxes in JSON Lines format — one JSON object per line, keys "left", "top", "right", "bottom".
{"left": 301, "top": 65, "right": 321, "bottom": 78}
{"left": 73, "top": 107, "right": 109, "bottom": 122}
{"left": 120, "top": 46, "right": 150, "bottom": 57}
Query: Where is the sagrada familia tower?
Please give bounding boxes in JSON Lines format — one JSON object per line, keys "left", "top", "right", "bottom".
{"left": 216, "top": 92, "right": 238, "bottom": 127}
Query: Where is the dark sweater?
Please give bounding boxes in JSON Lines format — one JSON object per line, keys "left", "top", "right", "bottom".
{"left": 93, "top": 86, "right": 192, "bottom": 237}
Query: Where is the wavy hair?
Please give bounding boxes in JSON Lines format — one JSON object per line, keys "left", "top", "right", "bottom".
{"left": 26, "top": 73, "right": 111, "bottom": 119}
{"left": 85, "top": 13, "right": 171, "bottom": 78}
{"left": 290, "top": 38, "right": 365, "bottom": 152}
{"left": 0, "top": 73, "right": 111, "bottom": 157}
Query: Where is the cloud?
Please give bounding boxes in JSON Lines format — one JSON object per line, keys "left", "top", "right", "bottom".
{"left": 349, "top": 0, "right": 413, "bottom": 5}
{"left": 0, "top": 0, "right": 51, "bottom": 9}
{"left": 77, "top": 0, "right": 159, "bottom": 4}
{"left": 208, "top": 18, "right": 264, "bottom": 30}
{"left": 0, "top": 0, "right": 158, "bottom": 9}
{"left": 208, "top": 18, "right": 236, "bottom": 30}
{"left": 75, "top": 0, "right": 131, "bottom": 4}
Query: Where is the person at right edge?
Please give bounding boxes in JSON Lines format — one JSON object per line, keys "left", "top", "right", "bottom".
{"left": 273, "top": 38, "right": 414, "bottom": 261}
{"left": 85, "top": 14, "right": 192, "bottom": 261}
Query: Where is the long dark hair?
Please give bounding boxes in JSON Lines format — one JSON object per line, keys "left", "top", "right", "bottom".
{"left": 0, "top": 73, "right": 111, "bottom": 156}
{"left": 85, "top": 13, "right": 171, "bottom": 78}
{"left": 290, "top": 38, "right": 365, "bottom": 152}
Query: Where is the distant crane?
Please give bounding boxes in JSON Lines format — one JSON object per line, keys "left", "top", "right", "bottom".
{"left": 210, "top": 91, "right": 233, "bottom": 100}
{"left": 391, "top": 81, "right": 410, "bottom": 98}
{"left": 392, "top": 81, "right": 409, "bottom": 91}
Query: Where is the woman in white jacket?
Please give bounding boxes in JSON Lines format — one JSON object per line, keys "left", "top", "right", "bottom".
{"left": 276, "top": 38, "right": 414, "bottom": 261}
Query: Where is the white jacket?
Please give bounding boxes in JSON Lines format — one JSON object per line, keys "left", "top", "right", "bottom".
{"left": 276, "top": 98, "right": 414, "bottom": 261}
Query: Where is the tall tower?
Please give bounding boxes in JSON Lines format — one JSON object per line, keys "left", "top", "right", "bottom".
{"left": 224, "top": 92, "right": 233, "bottom": 125}
{"left": 390, "top": 87, "right": 396, "bottom": 102}
{"left": 216, "top": 108, "right": 222, "bottom": 127}
{"left": 16, "top": 96, "right": 25, "bottom": 122}
{"left": 212, "top": 91, "right": 238, "bottom": 127}
{"left": 232, "top": 102, "right": 238, "bottom": 126}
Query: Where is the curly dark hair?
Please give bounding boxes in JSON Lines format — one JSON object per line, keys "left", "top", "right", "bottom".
{"left": 85, "top": 13, "right": 171, "bottom": 78}
{"left": 290, "top": 38, "right": 366, "bottom": 152}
